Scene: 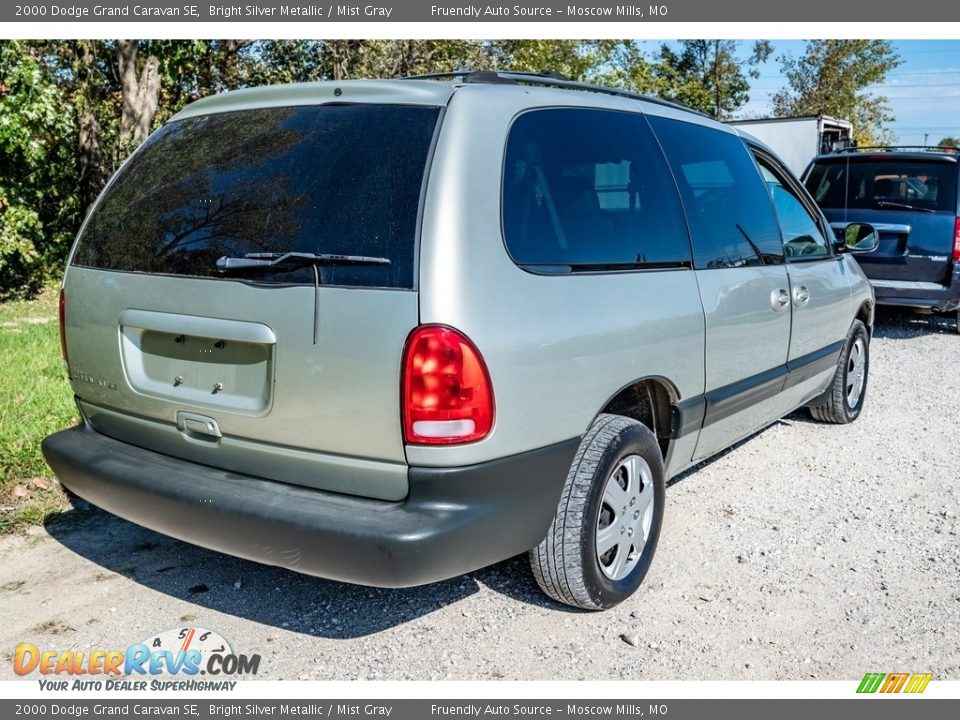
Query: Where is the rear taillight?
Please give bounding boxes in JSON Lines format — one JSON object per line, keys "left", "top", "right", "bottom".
{"left": 402, "top": 325, "right": 494, "bottom": 445}
{"left": 953, "top": 217, "right": 960, "bottom": 262}
{"left": 58, "top": 288, "right": 68, "bottom": 367}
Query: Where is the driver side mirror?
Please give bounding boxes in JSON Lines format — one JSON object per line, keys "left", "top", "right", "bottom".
{"left": 839, "top": 223, "right": 879, "bottom": 253}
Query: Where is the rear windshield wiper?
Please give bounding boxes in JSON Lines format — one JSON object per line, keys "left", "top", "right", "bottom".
{"left": 873, "top": 200, "right": 935, "bottom": 213}
{"left": 216, "top": 251, "right": 391, "bottom": 274}
{"left": 217, "top": 252, "right": 392, "bottom": 346}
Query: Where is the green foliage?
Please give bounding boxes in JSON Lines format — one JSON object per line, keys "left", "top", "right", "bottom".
{"left": 242, "top": 39, "right": 624, "bottom": 84}
{"left": 0, "top": 42, "right": 77, "bottom": 297}
{"left": 654, "top": 40, "right": 772, "bottom": 119}
{"left": 487, "top": 40, "right": 622, "bottom": 81}
{"left": 772, "top": 40, "right": 903, "bottom": 146}
{"left": 0, "top": 38, "right": 775, "bottom": 296}
{"left": 601, "top": 42, "right": 660, "bottom": 95}
{"left": 937, "top": 136, "right": 960, "bottom": 149}
{"left": 243, "top": 40, "right": 329, "bottom": 85}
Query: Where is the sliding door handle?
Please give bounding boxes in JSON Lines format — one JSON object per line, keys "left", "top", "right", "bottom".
{"left": 770, "top": 288, "right": 790, "bottom": 312}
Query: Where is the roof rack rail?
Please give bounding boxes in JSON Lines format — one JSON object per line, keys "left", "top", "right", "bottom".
{"left": 403, "top": 69, "right": 706, "bottom": 117}
{"left": 410, "top": 70, "right": 570, "bottom": 83}
{"left": 836, "top": 145, "right": 956, "bottom": 153}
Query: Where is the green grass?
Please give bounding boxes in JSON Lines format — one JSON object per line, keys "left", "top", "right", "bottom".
{"left": 0, "top": 286, "right": 77, "bottom": 533}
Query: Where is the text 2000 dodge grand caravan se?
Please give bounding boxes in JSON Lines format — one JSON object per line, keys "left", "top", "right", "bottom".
{"left": 43, "top": 72, "right": 878, "bottom": 610}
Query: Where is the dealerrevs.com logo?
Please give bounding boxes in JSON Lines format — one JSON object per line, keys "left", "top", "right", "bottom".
{"left": 14, "top": 626, "right": 260, "bottom": 691}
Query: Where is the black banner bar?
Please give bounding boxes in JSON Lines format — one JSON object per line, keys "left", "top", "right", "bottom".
{"left": 3, "top": 0, "right": 959, "bottom": 23}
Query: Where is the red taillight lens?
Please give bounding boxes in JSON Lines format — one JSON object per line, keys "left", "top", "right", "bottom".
{"left": 58, "top": 289, "right": 68, "bottom": 366}
{"left": 402, "top": 325, "right": 494, "bottom": 445}
{"left": 953, "top": 217, "right": 960, "bottom": 262}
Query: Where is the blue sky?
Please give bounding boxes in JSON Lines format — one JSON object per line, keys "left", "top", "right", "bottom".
{"left": 640, "top": 40, "right": 960, "bottom": 144}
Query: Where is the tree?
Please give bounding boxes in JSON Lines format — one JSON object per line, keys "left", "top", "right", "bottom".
{"left": 772, "top": 40, "right": 902, "bottom": 146}
{"left": 116, "top": 40, "right": 161, "bottom": 157}
{"left": 0, "top": 41, "right": 77, "bottom": 296}
{"left": 0, "top": 39, "right": 660, "bottom": 295}
{"left": 71, "top": 41, "right": 108, "bottom": 214}
{"left": 938, "top": 136, "right": 960, "bottom": 149}
{"left": 243, "top": 40, "right": 483, "bottom": 83}
{"left": 486, "top": 40, "right": 623, "bottom": 82}
{"left": 601, "top": 41, "right": 659, "bottom": 95}
{"left": 654, "top": 40, "right": 772, "bottom": 119}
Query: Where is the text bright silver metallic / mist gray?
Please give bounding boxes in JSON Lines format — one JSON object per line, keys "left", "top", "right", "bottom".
{"left": 42, "top": 73, "right": 877, "bottom": 609}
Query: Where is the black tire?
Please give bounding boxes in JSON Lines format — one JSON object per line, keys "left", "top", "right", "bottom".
{"left": 809, "top": 319, "right": 870, "bottom": 424}
{"left": 529, "top": 414, "right": 665, "bottom": 610}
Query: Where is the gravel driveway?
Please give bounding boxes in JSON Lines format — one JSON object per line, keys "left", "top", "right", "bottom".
{"left": 2, "top": 307, "right": 958, "bottom": 681}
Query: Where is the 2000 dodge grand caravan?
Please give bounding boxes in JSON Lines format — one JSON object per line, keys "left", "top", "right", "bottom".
{"left": 43, "top": 72, "right": 878, "bottom": 610}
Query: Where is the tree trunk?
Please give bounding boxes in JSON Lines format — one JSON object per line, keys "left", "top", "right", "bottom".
{"left": 713, "top": 40, "right": 722, "bottom": 119}
{"left": 327, "top": 40, "right": 365, "bottom": 81}
{"left": 221, "top": 40, "right": 242, "bottom": 90}
{"left": 78, "top": 112, "right": 104, "bottom": 216}
{"left": 334, "top": 42, "right": 348, "bottom": 80}
{"left": 74, "top": 41, "right": 105, "bottom": 215}
{"left": 116, "top": 40, "right": 161, "bottom": 155}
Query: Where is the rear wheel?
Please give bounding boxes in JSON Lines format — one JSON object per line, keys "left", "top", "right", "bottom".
{"left": 809, "top": 319, "right": 870, "bottom": 424}
{"left": 530, "top": 414, "right": 665, "bottom": 610}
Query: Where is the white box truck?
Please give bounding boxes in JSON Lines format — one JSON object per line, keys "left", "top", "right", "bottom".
{"left": 729, "top": 115, "right": 853, "bottom": 177}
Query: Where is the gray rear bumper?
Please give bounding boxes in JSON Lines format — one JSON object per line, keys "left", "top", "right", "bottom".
{"left": 42, "top": 425, "right": 577, "bottom": 588}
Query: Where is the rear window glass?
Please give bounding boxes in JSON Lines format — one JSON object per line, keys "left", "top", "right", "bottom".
{"left": 72, "top": 104, "right": 441, "bottom": 288}
{"left": 805, "top": 158, "right": 958, "bottom": 213}
{"left": 502, "top": 108, "right": 691, "bottom": 270}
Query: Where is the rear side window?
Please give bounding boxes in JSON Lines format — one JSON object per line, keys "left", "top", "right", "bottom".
{"left": 647, "top": 116, "right": 784, "bottom": 269}
{"left": 805, "top": 158, "right": 958, "bottom": 213}
{"left": 72, "top": 104, "right": 441, "bottom": 288}
{"left": 502, "top": 108, "right": 691, "bottom": 270}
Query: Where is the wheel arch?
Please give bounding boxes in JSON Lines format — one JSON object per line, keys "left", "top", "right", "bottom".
{"left": 856, "top": 299, "right": 875, "bottom": 336}
{"left": 592, "top": 376, "right": 679, "bottom": 458}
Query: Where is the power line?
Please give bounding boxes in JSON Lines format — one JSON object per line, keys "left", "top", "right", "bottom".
{"left": 854, "top": 96, "right": 960, "bottom": 100}
{"left": 870, "top": 83, "right": 960, "bottom": 88}
{"left": 885, "top": 69, "right": 960, "bottom": 77}
{"left": 755, "top": 69, "right": 960, "bottom": 80}
{"left": 745, "top": 94, "right": 960, "bottom": 102}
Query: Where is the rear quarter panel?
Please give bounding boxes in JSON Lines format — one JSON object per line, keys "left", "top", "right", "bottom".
{"left": 411, "top": 88, "right": 707, "bottom": 472}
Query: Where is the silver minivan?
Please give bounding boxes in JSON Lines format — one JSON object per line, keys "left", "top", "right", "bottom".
{"left": 43, "top": 72, "right": 877, "bottom": 610}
